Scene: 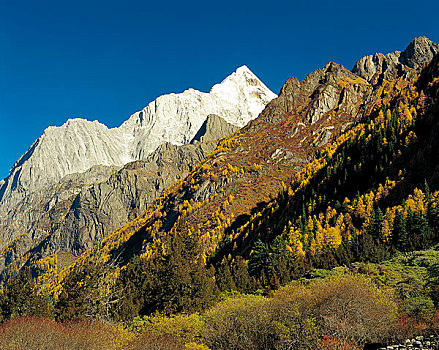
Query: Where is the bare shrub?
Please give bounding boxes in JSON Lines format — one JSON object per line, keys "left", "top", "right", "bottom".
{"left": 310, "top": 275, "right": 398, "bottom": 346}
{"left": 0, "top": 316, "right": 122, "bottom": 350}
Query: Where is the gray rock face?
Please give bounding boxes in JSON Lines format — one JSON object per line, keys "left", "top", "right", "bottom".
{"left": 191, "top": 114, "right": 240, "bottom": 143}
{"left": 306, "top": 84, "right": 340, "bottom": 124}
{"left": 352, "top": 51, "right": 402, "bottom": 83}
{"left": 0, "top": 120, "right": 129, "bottom": 202}
{"left": 352, "top": 36, "right": 439, "bottom": 83}
{"left": 400, "top": 36, "right": 439, "bottom": 69}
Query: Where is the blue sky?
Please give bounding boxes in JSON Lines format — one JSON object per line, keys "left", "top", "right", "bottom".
{"left": 1, "top": 0, "right": 438, "bottom": 179}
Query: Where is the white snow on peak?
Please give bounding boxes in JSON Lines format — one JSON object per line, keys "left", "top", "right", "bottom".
{"left": 119, "top": 65, "right": 276, "bottom": 161}
{"left": 0, "top": 66, "right": 277, "bottom": 199}
{"left": 210, "top": 65, "right": 277, "bottom": 124}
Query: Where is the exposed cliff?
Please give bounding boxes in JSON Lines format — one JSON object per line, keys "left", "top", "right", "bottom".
{"left": 352, "top": 36, "right": 439, "bottom": 84}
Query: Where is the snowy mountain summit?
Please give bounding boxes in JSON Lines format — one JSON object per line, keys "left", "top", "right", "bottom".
{"left": 0, "top": 65, "right": 276, "bottom": 201}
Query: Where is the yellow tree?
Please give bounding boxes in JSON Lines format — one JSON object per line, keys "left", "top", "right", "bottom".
{"left": 354, "top": 197, "right": 367, "bottom": 221}
{"left": 286, "top": 225, "right": 305, "bottom": 258}
{"left": 325, "top": 227, "right": 342, "bottom": 248}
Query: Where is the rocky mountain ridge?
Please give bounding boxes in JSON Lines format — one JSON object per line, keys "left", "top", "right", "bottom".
{"left": 0, "top": 66, "right": 274, "bottom": 247}
{"left": 352, "top": 36, "right": 439, "bottom": 84}
{"left": 0, "top": 65, "right": 275, "bottom": 203}
{"left": 0, "top": 134, "right": 222, "bottom": 273}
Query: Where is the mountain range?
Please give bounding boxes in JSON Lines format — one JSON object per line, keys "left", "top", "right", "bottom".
{"left": 0, "top": 66, "right": 276, "bottom": 281}
{"left": 0, "top": 36, "right": 439, "bottom": 300}
{"left": 1, "top": 35, "right": 439, "bottom": 350}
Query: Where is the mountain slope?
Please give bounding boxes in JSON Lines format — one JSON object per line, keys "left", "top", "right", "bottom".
{"left": 42, "top": 37, "right": 437, "bottom": 319}
{"left": 0, "top": 113, "right": 251, "bottom": 284}
{"left": 223, "top": 51, "right": 439, "bottom": 291}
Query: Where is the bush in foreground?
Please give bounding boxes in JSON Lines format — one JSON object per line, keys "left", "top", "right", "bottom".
{"left": 200, "top": 274, "right": 398, "bottom": 349}
{"left": 0, "top": 316, "right": 127, "bottom": 350}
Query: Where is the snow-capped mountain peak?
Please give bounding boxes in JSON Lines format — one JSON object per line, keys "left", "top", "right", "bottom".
{"left": 210, "top": 65, "right": 277, "bottom": 123}
{"left": 0, "top": 66, "right": 276, "bottom": 201}
{"left": 119, "top": 65, "right": 276, "bottom": 160}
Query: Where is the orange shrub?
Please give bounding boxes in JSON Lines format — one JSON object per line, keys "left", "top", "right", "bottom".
{"left": 315, "top": 336, "right": 361, "bottom": 350}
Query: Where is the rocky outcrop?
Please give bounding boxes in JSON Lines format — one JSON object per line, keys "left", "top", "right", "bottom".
{"left": 353, "top": 36, "right": 439, "bottom": 84}
{"left": 191, "top": 114, "right": 240, "bottom": 143}
{"left": 352, "top": 51, "right": 402, "bottom": 84}
{"left": 258, "top": 61, "right": 372, "bottom": 128}
{"left": 401, "top": 36, "right": 439, "bottom": 69}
